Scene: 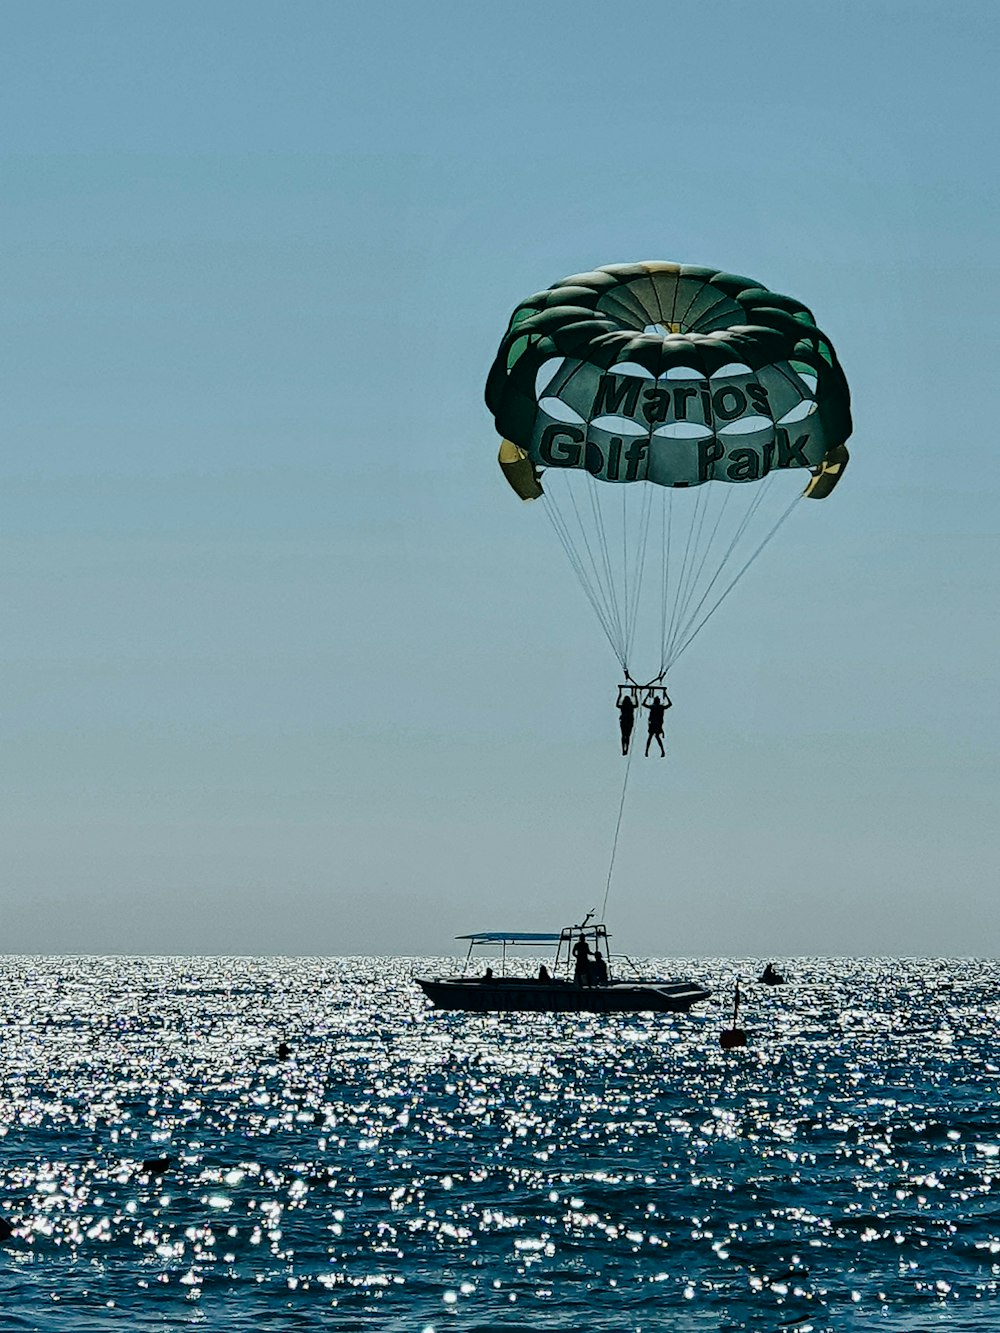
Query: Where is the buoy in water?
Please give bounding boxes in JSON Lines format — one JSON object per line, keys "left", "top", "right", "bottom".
{"left": 141, "top": 1155, "right": 172, "bottom": 1176}
{"left": 720, "top": 979, "right": 747, "bottom": 1049}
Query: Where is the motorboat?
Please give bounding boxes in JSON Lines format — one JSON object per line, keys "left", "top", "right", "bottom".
{"left": 415, "top": 919, "right": 710, "bottom": 1014}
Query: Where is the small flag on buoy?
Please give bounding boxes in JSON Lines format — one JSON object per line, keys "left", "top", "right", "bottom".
{"left": 720, "top": 979, "right": 747, "bottom": 1049}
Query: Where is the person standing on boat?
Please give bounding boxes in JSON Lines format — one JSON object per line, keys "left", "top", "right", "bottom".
{"left": 572, "top": 933, "right": 592, "bottom": 986}
{"left": 643, "top": 689, "right": 672, "bottom": 757}
{"left": 617, "top": 690, "right": 636, "bottom": 755}
{"left": 592, "top": 950, "right": 609, "bottom": 985}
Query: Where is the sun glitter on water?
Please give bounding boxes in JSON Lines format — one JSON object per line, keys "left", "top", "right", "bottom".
{"left": 0, "top": 955, "right": 998, "bottom": 1330}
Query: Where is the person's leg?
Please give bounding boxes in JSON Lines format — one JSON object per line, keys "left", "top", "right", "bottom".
{"left": 657, "top": 733, "right": 665, "bottom": 756}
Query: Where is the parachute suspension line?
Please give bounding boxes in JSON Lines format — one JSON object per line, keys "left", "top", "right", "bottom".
{"left": 658, "top": 489, "right": 674, "bottom": 679}
{"left": 557, "top": 474, "right": 632, "bottom": 662}
{"left": 634, "top": 485, "right": 655, "bottom": 653}
{"left": 542, "top": 500, "right": 606, "bottom": 640}
{"left": 542, "top": 465, "right": 802, "bottom": 681}
{"left": 547, "top": 472, "right": 660, "bottom": 677}
{"left": 570, "top": 478, "right": 622, "bottom": 651}
{"left": 600, "top": 747, "right": 633, "bottom": 921}
{"left": 586, "top": 477, "right": 629, "bottom": 661}
{"left": 673, "top": 482, "right": 717, "bottom": 637}
{"left": 543, "top": 492, "right": 625, "bottom": 668}
{"left": 666, "top": 474, "right": 779, "bottom": 662}
{"left": 659, "top": 484, "right": 734, "bottom": 668}
{"left": 620, "top": 486, "right": 629, "bottom": 665}
{"left": 669, "top": 488, "right": 803, "bottom": 666}
{"left": 661, "top": 491, "right": 695, "bottom": 664}
{"left": 672, "top": 483, "right": 735, "bottom": 640}
{"left": 543, "top": 492, "right": 624, "bottom": 664}
{"left": 663, "top": 483, "right": 709, "bottom": 666}
{"left": 624, "top": 482, "right": 655, "bottom": 671}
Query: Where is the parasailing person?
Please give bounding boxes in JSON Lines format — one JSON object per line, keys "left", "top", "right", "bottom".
{"left": 616, "top": 687, "right": 637, "bottom": 755}
{"left": 643, "top": 688, "right": 672, "bottom": 757}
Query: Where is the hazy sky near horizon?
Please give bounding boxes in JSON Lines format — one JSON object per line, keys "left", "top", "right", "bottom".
{"left": 2, "top": 1, "right": 998, "bottom": 956}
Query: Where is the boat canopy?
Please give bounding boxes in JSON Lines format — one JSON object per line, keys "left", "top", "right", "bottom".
{"left": 457, "top": 932, "right": 562, "bottom": 945}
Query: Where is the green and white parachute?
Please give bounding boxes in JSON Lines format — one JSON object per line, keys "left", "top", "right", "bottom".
{"left": 485, "top": 261, "right": 852, "bottom": 679}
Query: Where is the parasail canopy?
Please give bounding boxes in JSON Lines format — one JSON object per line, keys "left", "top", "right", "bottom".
{"left": 485, "top": 262, "right": 852, "bottom": 678}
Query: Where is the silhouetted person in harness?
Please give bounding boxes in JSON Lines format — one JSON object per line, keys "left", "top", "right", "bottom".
{"left": 643, "top": 689, "right": 672, "bottom": 757}
{"left": 617, "top": 690, "right": 636, "bottom": 755}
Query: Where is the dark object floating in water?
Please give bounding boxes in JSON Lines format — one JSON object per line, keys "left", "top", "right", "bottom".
{"left": 720, "top": 980, "right": 747, "bottom": 1049}
{"left": 277, "top": 1042, "right": 292, "bottom": 1060}
{"left": 760, "top": 962, "right": 787, "bottom": 986}
{"left": 416, "top": 920, "right": 710, "bottom": 1014}
{"left": 141, "top": 1156, "right": 172, "bottom": 1175}
{"left": 0, "top": 1216, "right": 14, "bottom": 1241}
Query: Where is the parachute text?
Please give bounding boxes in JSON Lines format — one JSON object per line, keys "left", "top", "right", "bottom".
{"left": 697, "top": 430, "right": 811, "bottom": 481}
{"left": 539, "top": 422, "right": 811, "bottom": 483}
{"left": 592, "top": 373, "right": 772, "bottom": 424}
{"left": 539, "top": 424, "right": 648, "bottom": 480}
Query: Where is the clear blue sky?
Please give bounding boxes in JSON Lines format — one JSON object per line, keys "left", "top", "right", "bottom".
{"left": 2, "top": 1, "right": 998, "bottom": 955}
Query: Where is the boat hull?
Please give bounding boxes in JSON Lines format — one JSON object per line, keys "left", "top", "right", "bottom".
{"left": 416, "top": 976, "right": 710, "bottom": 1014}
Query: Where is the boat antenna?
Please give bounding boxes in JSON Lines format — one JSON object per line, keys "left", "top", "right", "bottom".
{"left": 600, "top": 749, "right": 633, "bottom": 920}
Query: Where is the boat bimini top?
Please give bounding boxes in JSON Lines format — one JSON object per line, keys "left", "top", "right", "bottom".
{"left": 454, "top": 923, "right": 612, "bottom": 978}
{"left": 456, "top": 932, "right": 561, "bottom": 944}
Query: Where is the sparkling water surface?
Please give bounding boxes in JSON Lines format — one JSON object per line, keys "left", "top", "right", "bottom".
{"left": 1, "top": 955, "right": 998, "bottom": 1330}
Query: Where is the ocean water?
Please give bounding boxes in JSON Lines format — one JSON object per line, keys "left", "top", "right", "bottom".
{"left": 0, "top": 956, "right": 998, "bottom": 1331}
